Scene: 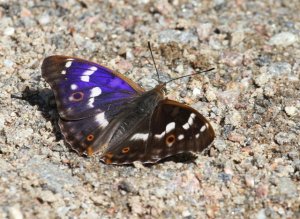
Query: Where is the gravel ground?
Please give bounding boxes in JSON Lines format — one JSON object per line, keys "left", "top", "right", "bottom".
{"left": 1, "top": 0, "right": 300, "bottom": 218}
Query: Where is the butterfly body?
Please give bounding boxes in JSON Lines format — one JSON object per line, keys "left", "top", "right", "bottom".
{"left": 42, "top": 55, "right": 215, "bottom": 164}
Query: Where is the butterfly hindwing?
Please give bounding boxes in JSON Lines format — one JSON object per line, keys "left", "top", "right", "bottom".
{"left": 100, "top": 99, "right": 215, "bottom": 164}
{"left": 100, "top": 116, "right": 151, "bottom": 164}
{"left": 146, "top": 99, "right": 215, "bottom": 162}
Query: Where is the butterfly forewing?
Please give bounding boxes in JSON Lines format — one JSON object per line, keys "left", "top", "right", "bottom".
{"left": 42, "top": 55, "right": 145, "bottom": 155}
{"left": 42, "top": 56, "right": 144, "bottom": 120}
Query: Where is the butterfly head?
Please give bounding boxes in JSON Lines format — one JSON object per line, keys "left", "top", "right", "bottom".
{"left": 154, "top": 83, "right": 167, "bottom": 96}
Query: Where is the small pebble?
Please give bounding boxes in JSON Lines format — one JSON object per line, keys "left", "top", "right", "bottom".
{"left": 128, "top": 196, "right": 143, "bottom": 215}
{"left": 274, "top": 132, "right": 296, "bottom": 145}
{"left": 245, "top": 175, "right": 255, "bottom": 187}
{"left": 254, "top": 73, "right": 271, "bottom": 87}
{"left": 219, "top": 51, "right": 243, "bottom": 67}
{"left": 256, "top": 209, "right": 266, "bottom": 219}
{"left": 205, "top": 88, "right": 217, "bottom": 102}
{"left": 214, "top": 139, "right": 227, "bottom": 152}
{"left": 269, "top": 32, "right": 298, "bottom": 47}
{"left": 4, "top": 27, "right": 15, "bottom": 36}
{"left": 38, "top": 13, "right": 50, "bottom": 25}
{"left": 39, "top": 190, "right": 57, "bottom": 203}
{"left": 267, "top": 62, "right": 292, "bottom": 76}
{"left": 284, "top": 106, "right": 297, "bottom": 117}
{"left": 4, "top": 59, "right": 14, "bottom": 68}
{"left": 192, "top": 87, "right": 201, "bottom": 97}
{"left": 256, "top": 184, "right": 269, "bottom": 198}
{"left": 8, "top": 206, "right": 23, "bottom": 219}
{"left": 278, "top": 177, "right": 297, "bottom": 196}
{"left": 158, "top": 30, "right": 198, "bottom": 44}
{"left": 228, "top": 132, "right": 245, "bottom": 143}
{"left": 197, "top": 23, "right": 213, "bottom": 41}
{"left": 230, "top": 31, "right": 245, "bottom": 46}
{"left": 182, "top": 210, "right": 191, "bottom": 217}
{"left": 225, "top": 110, "right": 242, "bottom": 127}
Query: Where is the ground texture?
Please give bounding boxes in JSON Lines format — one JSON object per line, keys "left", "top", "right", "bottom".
{"left": 0, "top": 0, "right": 299, "bottom": 218}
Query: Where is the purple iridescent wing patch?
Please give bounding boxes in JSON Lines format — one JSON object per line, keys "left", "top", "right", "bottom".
{"left": 42, "top": 56, "right": 144, "bottom": 120}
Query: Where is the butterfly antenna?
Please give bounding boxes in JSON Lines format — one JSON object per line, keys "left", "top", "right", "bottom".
{"left": 165, "top": 68, "right": 215, "bottom": 84}
{"left": 148, "top": 41, "right": 160, "bottom": 82}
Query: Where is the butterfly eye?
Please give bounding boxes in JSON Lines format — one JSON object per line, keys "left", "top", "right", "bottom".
{"left": 166, "top": 134, "right": 176, "bottom": 147}
{"left": 86, "top": 134, "right": 94, "bottom": 141}
{"left": 69, "top": 92, "right": 84, "bottom": 101}
{"left": 122, "top": 147, "right": 130, "bottom": 153}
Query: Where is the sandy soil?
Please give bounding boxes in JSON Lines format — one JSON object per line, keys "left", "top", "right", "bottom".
{"left": 0, "top": 0, "right": 299, "bottom": 218}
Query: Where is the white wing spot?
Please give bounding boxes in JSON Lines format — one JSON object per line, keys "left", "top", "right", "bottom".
{"left": 87, "top": 98, "right": 95, "bottom": 108}
{"left": 188, "top": 113, "right": 196, "bottom": 125}
{"left": 68, "top": 95, "right": 74, "bottom": 101}
{"left": 90, "top": 87, "right": 102, "bottom": 97}
{"left": 130, "top": 133, "right": 149, "bottom": 141}
{"left": 167, "top": 141, "right": 174, "bottom": 147}
{"left": 182, "top": 123, "right": 189, "bottom": 130}
{"left": 70, "top": 84, "right": 78, "bottom": 90}
{"left": 95, "top": 112, "right": 108, "bottom": 128}
{"left": 83, "top": 70, "right": 96, "bottom": 76}
{"left": 61, "top": 70, "right": 66, "bottom": 75}
{"left": 81, "top": 75, "right": 90, "bottom": 82}
{"left": 195, "top": 133, "right": 200, "bottom": 139}
{"left": 89, "top": 66, "right": 98, "bottom": 71}
{"left": 65, "top": 61, "right": 72, "bottom": 68}
{"left": 205, "top": 123, "right": 209, "bottom": 128}
{"left": 178, "top": 134, "right": 184, "bottom": 140}
{"left": 200, "top": 125, "right": 206, "bottom": 132}
{"left": 166, "top": 122, "right": 175, "bottom": 133}
{"left": 154, "top": 131, "right": 166, "bottom": 139}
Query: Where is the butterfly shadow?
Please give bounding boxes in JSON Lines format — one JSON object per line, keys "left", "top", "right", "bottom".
{"left": 139, "top": 152, "right": 198, "bottom": 167}
{"left": 14, "top": 86, "right": 63, "bottom": 141}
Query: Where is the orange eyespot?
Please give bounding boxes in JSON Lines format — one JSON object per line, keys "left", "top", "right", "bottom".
{"left": 105, "top": 152, "right": 114, "bottom": 159}
{"left": 122, "top": 147, "right": 130, "bottom": 153}
{"left": 105, "top": 158, "right": 112, "bottom": 164}
{"left": 86, "top": 134, "right": 94, "bottom": 141}
{"left": 71, "top": 92, "right": 84, "bottom": 101}
{"left": 86, "top": 146, "right": 94, "bottom": 156}
{"left": 166, "top": 134, "right": 176, "bottom": 144}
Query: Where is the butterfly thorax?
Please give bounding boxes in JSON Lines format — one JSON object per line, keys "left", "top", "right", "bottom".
{"left": 109, "top": 84, "right": 165, "bottom": 145}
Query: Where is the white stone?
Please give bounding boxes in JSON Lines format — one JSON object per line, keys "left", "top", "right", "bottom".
{"left": 269, "top": 32, "right": 298, "bottom": 47}
{"left": 285, "top": 106, "right": 298, "bottom": 117}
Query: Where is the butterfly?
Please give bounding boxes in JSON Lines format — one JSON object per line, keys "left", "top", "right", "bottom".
{"left": 41, "top": 55, "right": 215, "bottom": 164}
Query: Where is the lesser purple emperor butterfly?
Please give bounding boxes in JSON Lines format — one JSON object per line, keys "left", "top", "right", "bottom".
{"left": 42, "top": 53, "right": 215, "bottom": 164}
